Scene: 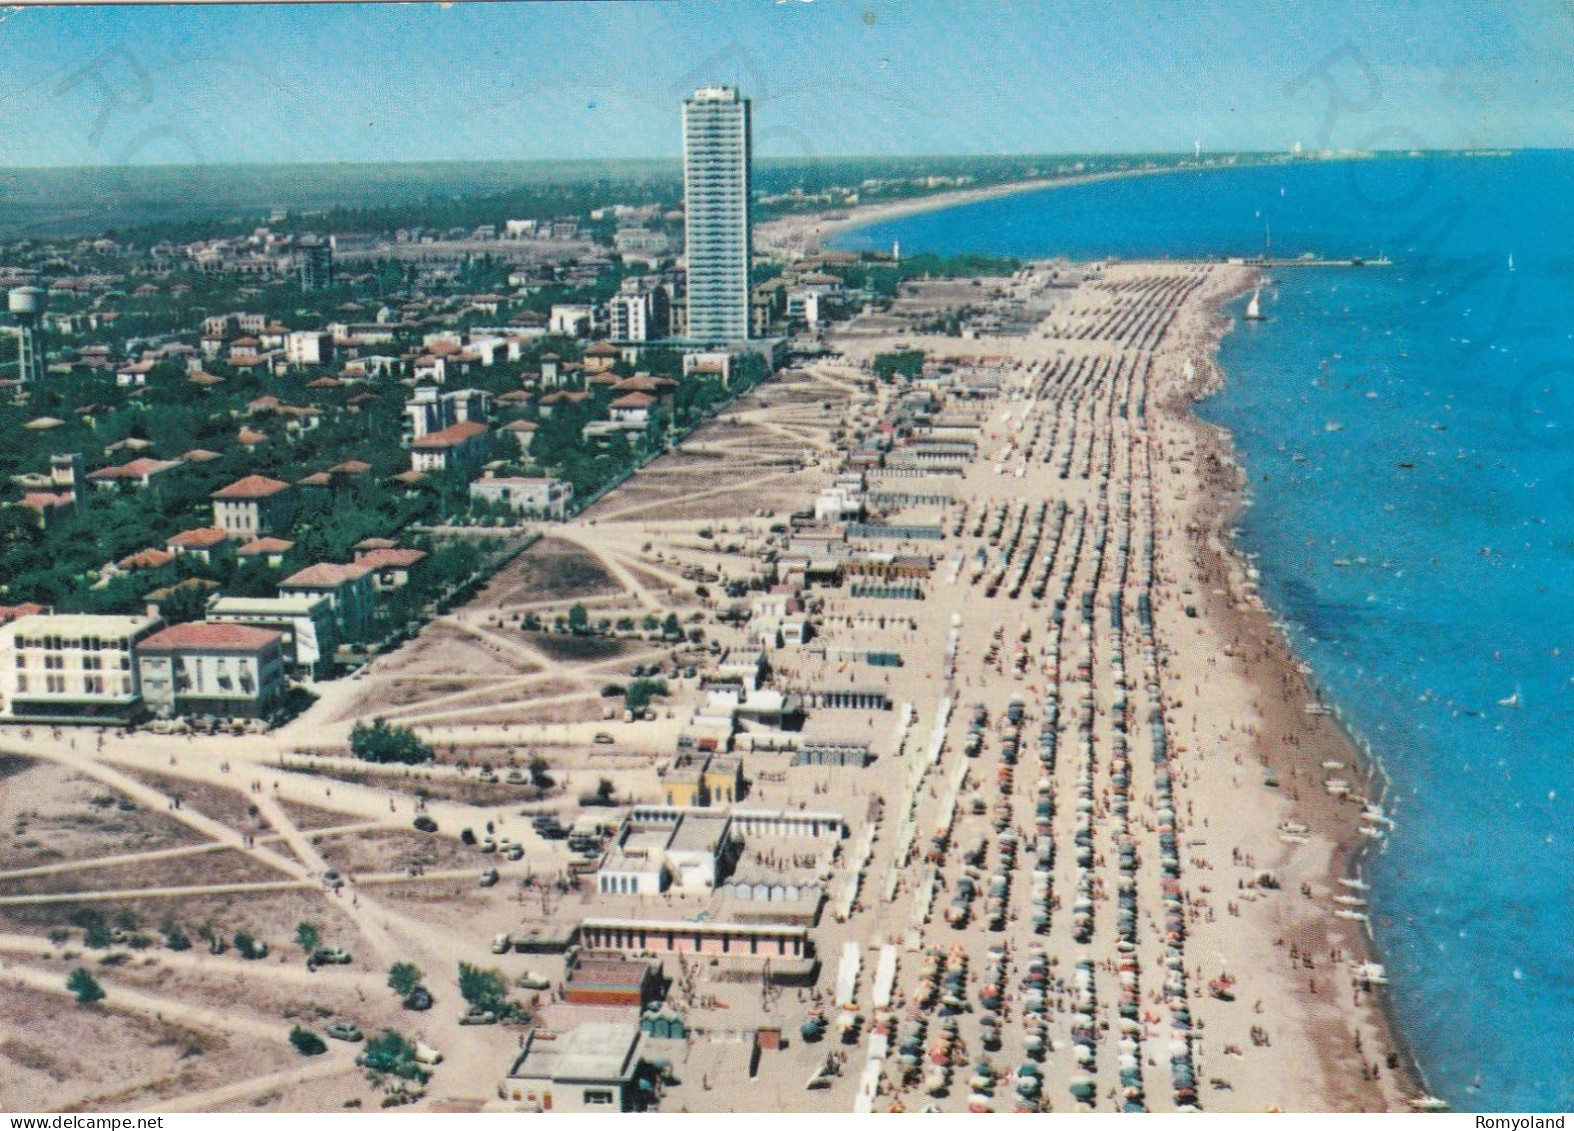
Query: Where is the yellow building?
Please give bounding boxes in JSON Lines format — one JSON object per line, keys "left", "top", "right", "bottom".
{"left": 703, "top": 756, "right": 742, "bottom": 806}
{"left": 659, "top": 753, "right": 744, "bottom": 807}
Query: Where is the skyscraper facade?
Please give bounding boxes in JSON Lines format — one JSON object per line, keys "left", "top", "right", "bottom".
{"left": 299, "top": 237, "right": 333, "bottom": 291}
{"left": 682, "top": 86, "right": 752, "bottom": 342}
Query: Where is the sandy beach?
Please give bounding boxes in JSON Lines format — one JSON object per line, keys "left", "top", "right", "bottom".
{"left": 787, "top": 260, "right": 1418, "bottom": 1111}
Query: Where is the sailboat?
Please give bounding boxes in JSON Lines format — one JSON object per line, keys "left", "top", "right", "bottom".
{"left": 1508, "top": 253, "right": 1515, "bottom": 272}
{"left": 1245, "top": 288, "right": 1266, "bottom": 321}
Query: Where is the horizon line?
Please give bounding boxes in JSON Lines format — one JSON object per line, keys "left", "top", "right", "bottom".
{"left": 0, "top": 146, "right": 1534, "bottom": 175}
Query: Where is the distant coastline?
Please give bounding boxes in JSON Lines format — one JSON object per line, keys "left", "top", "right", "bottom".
{"left": 755, "top": 165, "right": 1192, "bottom": 259}
{"left": 760, "top": 149, "right": 1503, "bottom": 264}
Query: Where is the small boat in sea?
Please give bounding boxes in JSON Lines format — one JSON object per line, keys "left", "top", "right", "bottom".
{"left": 1497, "top": 687, "right": 1522, "bottom": 709}
{"left": 1338, "top": 877, "right": 1370, "bottom": 891}
{"left": 1409, "top": 1095, "right": 1450, "bottom": 1112}
{"left": 1245, "top": 289, "right": 1266, "bottom": 321}
{"left": 1334, "top": 909, "right": 1370, "bottom": 922}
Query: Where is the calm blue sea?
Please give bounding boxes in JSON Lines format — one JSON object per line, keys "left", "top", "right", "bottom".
{"left": 836, "top": 152, "right": 1574, "bottom": 1112}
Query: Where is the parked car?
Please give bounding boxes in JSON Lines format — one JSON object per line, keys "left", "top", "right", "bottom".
{"left": 594, "top": 732, "right": 615, "bottom": 745}
{"left": 403, "top": 986, "right": 434, "bottom": 1011}
{"left": 413, "top": 816, "right": 438, "bottom": 833}
{"left": 322, "top": 870, "right": 344, "bottom": 889}
{"left": 325, "top": 1021, "right": 363, "bottom": 1043}
{"left": 518, "top": 971, "right": 551, "bottom": 991}
{"left": 413, "top": 1041, "right": 444, "bottom": 1066}
{"left": 491, "top": 932, "right": 513, "bottom": 955}
{"left": 505, "top": 844, "right": 524, "bottom": 861}
{"left": 459, "top": 1007, "right": 498, "bottom": 1026}
{"left": 479, "top": 869, "right": 500, "bottom": 888}
{"left": 312, "top": 946, "right": 352, "bottom": 966}
{"left": 459, "top": 828, "right": 477, "bottom": 846}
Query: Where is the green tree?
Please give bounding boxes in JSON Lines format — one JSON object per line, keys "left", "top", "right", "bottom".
{"left": 295, "top": 921, "right": 321, "bottom": 962}
{"left": 360, "top": 1030, "right": 428, "bottom": 1081}
{"left": 387, "top": 961, "right": 424, "bottom": 999}
{"left": 350, "top": 718, "right": 434, "bottom": 765}
{"left": 159, "top": 581, "right": 212, "bottom": 625}
{"left": 528, "top": 755, "right": 554, "bottom": 789}
{"left": 289, "top": 1026, "right": 327, "bottom": 1056}
{"left": 625, "top": 678, "right": 667, "bottom": 714}
{"left": 567, "top": 602, "right": 589, "bottom": 634}
{"left": 67, "top": 967, "right": 105, "bottom": 1005}
{"left": 233, "top": 929, "right": 262, "bottom": 959}
{"left": 457, "top": 962, "right": 508, "bottom": 1013}
{"left": 873, "top": 350, "right": 926, "bottom": 382}
{"left": 661, "top": 612, "right": 681, "bottom": 640}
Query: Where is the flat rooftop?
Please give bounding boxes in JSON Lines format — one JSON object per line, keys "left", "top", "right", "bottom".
{"left": 668, "top": 812, "right": 729, "bottom": 853}
{"left": 4, "top": 613, "right": 157, "bottom": 639}
{"left": 508, "top": 1022, "right": 641, "bottom": 1083}
{"left": 208, "top": 594, "right": 328, "bottom": 615}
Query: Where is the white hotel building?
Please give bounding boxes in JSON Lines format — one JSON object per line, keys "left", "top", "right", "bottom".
{"left": 681, "top": 85, "right": 752, "bottom": 343}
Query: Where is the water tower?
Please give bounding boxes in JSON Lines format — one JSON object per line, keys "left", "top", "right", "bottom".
{"left": 8, "top": 286, "right": 45, "bottom": 383}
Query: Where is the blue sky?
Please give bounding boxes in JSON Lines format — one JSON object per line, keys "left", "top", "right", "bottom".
{"left": 1, "top": 0, "right": 1570, "bottom": 167}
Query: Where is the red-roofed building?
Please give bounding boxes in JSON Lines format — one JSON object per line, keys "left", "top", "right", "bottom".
{"left": 279, "top": 562, "right": 375, "bottom": 637}
{"left": 18, "top": 491, "right": 73, "bottom": 527}
{"left": 165, "top": 526, "right": 232, "bottom": 564}
{"left": 539, "top": 389, "right": 589, "bottom": 417}
{"left": 236, "top": 536, "right": 294, "bottom": 569}
{"left": 87, "top": 457, "right": 182, "bottom": 490}
{"left": 563, "top": 954, "right": 663, "bottom": 1008}
{"left": 119, "top": 548, "right": 176, "bottom": 571}
{"left": 409, "top": 419, "right": 489, "bottom": 474}
{"left": 211, "top": 475, "right": 294, "bottom": 537}
{"left": 583, "top": 341, "right": 620, "bottom": 373}
{"left": 115, "top": 360, "right": 155, "bottom": 388}
{"left": 134, "top": 622, "right": 286, "bottom": 720}
{"left": 609, "top": 391, "right": 655, "bottom": 426}
{"left": 0, "top": 603, "right": 49, "bottom": 626}
{"left": 500, "top": 418, "right": 538, "bottom": 454}
{"left": 354, "top": 547, "right": 428, "bottom": 590}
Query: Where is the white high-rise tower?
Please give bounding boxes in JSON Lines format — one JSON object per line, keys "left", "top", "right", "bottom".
{"left": 682, "top": 85, "right": 752, "bottom": 342}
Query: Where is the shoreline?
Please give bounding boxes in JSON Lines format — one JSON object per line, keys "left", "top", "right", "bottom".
{"left": 755, "top": 163, "right": 1205, "bottom": 259}
{"left": 811, "top": 258, "right": 1420, "bottom": 1110}
{"left": 1173, "top": 275, "right": 1424, "bottom": 1109}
